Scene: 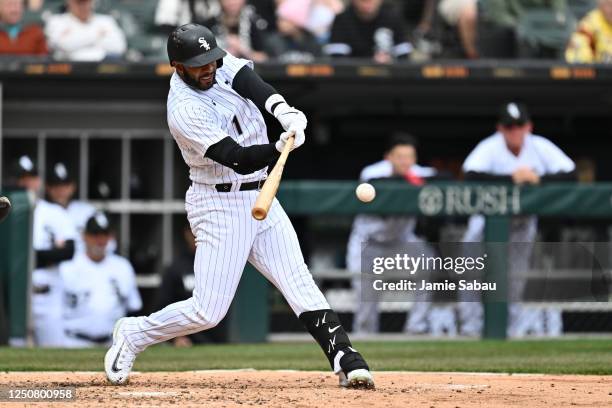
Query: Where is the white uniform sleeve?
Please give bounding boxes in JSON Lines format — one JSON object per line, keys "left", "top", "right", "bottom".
{"left": 118, "top": 259, "right": 142, "bottom": 312}
{"left": 359, "top": 160, "right": 393, "bottom": 182}
{"left": 155, "top": 0, "right": 181, "bottom": 26}
{"left": 533, "top": 137, "right": 576, "bottom": 174}
{"left": 97, "top": 15, "right": 127, "bottom": 56}
{"left": 169, "top": 104, "right": 227, "bottom": 157}
{"left": 52, "top": 205, "right": 79, "bottom": 242}
{"left": 221, "top": 53, "right": 254, "bottom": 85}
{"left": 45, "top": 15, "right": 97, "bottom": 54}
{"left": 462, "top": 140, "right": 495, "bottom": 173}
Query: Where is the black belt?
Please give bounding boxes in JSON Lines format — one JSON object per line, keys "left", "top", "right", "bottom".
{"left": 215, "top": 179, "right": 264, "bottom": 192}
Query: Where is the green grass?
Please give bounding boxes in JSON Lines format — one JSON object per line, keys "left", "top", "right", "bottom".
{"left": 1, "top": 340, "right": 611, "bottom": 374}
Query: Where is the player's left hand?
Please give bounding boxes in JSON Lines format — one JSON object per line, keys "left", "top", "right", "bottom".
{"left": 274, "top": 104, "right": 307, "bottom": 134}
{"left": 275, "top": 130, "right": 305, "bottom": 152}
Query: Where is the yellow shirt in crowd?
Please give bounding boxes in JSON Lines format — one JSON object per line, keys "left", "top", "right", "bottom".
{"left": 566, "top": 9, "right": 612, "bottom": 63}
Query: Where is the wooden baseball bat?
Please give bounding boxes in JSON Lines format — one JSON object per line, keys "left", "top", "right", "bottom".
{"left": 251, "top": 135, "right": 295, "bottom": 220}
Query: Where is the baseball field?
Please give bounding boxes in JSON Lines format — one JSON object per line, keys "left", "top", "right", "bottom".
{"left": 1, "top": 340, "right": 611, "bottom": 407}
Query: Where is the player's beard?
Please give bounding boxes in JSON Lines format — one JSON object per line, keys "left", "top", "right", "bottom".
{"left": 180, "top": 70, "right": 216, "bottom": 91}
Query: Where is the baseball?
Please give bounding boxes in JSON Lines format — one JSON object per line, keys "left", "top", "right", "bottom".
{"left": 356, "top": 183, "right": 376, "bottom": 203}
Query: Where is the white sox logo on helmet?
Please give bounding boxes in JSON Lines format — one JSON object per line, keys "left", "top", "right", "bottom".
{"left": 199, "top": 37, "right": 211, "bottom": 50}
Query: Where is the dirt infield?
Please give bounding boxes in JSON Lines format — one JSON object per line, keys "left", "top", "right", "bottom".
{"left": 1, "top": 371, "right": 610, "bottom": 408}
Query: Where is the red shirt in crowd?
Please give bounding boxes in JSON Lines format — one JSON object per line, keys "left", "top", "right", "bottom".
{"left": 0, "top": 24, "right": 48, "bottom": 55}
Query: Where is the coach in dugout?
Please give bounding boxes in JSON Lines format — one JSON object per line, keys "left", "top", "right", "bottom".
{"left": 59, "top": 213, "right": 141, "bottom": 347}
{"left": 457, "top": 102, "right": 576, "bottom": 338}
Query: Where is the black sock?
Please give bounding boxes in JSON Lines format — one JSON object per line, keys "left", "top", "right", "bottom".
{"left": 299, "top": 309, "right": 369, "bottom": 374}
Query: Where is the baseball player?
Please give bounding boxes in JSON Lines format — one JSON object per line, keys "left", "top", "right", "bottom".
{"left": 105, "top": 24, "right": 374, "bottom": 389}
{"left": 45, "top": 162, "right": 116, "bottom": 254}
{"left": 457, "top": 102, "right": 576, "bottom": 337}
{"left": 346, "top": 133, "right": 438, "bottom": 335}
{"left": 30, "top": 161, "right": 79, "bottom": 346}
{"left": 60, "top": 213, "right": 141, "bottom": 347}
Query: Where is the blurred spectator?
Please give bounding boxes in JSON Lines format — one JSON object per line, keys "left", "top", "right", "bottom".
{"left": 60, "top": 213, "right": 141, "bottom": 347}
{"left": 23, "top": 159, "right": 78, "bottom": 346}
{"left": 204, "top": 0, "right": 270, "bottom": 63}
{"left": 566, "top": 0, "right": 612, "bottom": 63}
{"left": 248, "top": 0, "right": 277, "bottom": 31}
{"left": 458, "top": 102, "right": 576, "bottom": 338}
{"left": 346, "top": 134, "right": 438, "bottom": 334}
{"left": 0, "top": 0, "right": 48, "bottom": 55}
{"left": 45, "top": 0, "right": 127, "bottom": 61}
{"left": 45, "top": 162, "right": 116, "bottom": 254}
{"left": 26, "top": 0, "right": 43, "bottom": 12}
{"left": 324, "top": 0, "right": 412, "bottom": 63}
{"left": 438, "top": 0, "right": 479, "bottom": 58}
{"left": 479, "top": 0, "right": 571, "bottom": 58}
{"left": 306, "top": 0, "right": 344, "bottom": 43}
{"left": 265, "top": 0, "right": 322, "bottom": 62}
{"left": 156, "top": 223, "right": 227, "bottom": 345}
{"left": 155, "top": 0, "right": 221, "bottom": 34}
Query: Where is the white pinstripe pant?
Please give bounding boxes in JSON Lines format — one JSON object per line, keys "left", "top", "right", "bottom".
{"left": 122, "top": 182, "right": 330, "bottom": 352}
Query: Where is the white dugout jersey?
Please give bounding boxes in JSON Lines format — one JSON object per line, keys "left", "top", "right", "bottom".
{"left": 60, "top": 253, "right": 142, "bottom": 338}
{"left": 461, "top": 132, "right": 575, "bottom": 243}
{"left": 463, "top": 132, "right": 575, "bottom": 176}
{"left": 32, "top": 199, "right": 78, "bottom": 291}
{"left": 167, "top": 53, "right": 269, "bottom": 185}
{"left": 31, "top": 199, "right": 78, "bottom": 346}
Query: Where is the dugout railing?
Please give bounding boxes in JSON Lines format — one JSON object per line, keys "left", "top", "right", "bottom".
{"left": 274, "top": 181, "right": 612, "bottom": 340}
{"left": 2, "top": 180, "right": 612, "bottom": 342}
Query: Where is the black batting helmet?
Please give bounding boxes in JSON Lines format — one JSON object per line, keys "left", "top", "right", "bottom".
{"left": 167, "top": 24, "right": 227, "bottom": 68}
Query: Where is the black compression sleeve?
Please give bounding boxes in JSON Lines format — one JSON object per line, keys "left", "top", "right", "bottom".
{"left": 232, "top": 65, "right": 278, "bottom": 113}
{"left": 205, "top": 136, "right": 280, "bottom": 175}
{"left": 36, "top": 240, "right": 75, "bottom": 268}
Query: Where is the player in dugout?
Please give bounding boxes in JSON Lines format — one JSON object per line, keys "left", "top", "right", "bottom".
{"left": 60, "top": 212, "right": 141, "bottom": 347}
{"left": 457, "top": 102, "right": 576, "bottom": 338}
{"left": 347, "top": 133, "right": 455, "bottom": 336}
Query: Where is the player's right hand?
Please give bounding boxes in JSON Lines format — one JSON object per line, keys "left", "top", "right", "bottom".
{"left": 275, "top": 130, "right": 304, "bottom": 152}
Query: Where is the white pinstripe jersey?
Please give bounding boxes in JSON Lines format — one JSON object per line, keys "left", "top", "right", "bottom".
{"left": 167, "top": 53, "right": 269, "bottom": 185}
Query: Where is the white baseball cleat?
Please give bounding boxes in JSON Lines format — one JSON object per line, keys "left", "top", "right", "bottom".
{"left": 104, "top": 318, "right": 137, "bottom": 385}
{"left": 338, "top": 369, "right": 375, "bottom": 389}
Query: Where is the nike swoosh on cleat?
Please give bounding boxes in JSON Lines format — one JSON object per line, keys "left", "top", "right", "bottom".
{"left": 111, "top": 342, "right": 124, "bottom": 373}
{"left": 328, "top": 325, "right": 341, "bottom": 333}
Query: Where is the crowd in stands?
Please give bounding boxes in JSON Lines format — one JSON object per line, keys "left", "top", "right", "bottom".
{"left": 0, "top": 0, "right": 611, "bottom": 63}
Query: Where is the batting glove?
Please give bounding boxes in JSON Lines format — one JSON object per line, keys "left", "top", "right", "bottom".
{"left": 275, "top": 130, "right": 305, "bottom": 152}
{"left": 265, "top": 94, "right": 308, "bottom": 133}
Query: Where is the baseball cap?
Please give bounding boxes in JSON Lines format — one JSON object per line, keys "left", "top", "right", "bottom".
{"left": 12, "top": 155, "right": 38, "bottom": 178}
{"left": 498, "top": 102, "right": 530, "bottom": 126}
{"left": 47, "top": 162, "right": 74, "bottom": 185}
{"left": 84, "top": 212, "right": 112, "bottom": 235}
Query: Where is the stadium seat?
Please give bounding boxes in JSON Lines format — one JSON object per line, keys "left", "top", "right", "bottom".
{"left": 102, "top": 0, "right": 165, "bottom": 61}
{"left": 568, "top": 0, "right": 597, "bottom": 20}
{"left": 516, "top": 9, "right": 577, "bottom": 59}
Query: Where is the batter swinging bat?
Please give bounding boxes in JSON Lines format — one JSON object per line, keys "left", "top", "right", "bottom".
{"left": 251, "top": 135, "right": 295, "bottom": 220}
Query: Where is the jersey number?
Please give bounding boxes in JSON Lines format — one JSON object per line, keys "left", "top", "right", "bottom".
{"left": 232, "top": 116, "right": 243, "bottom": 135}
